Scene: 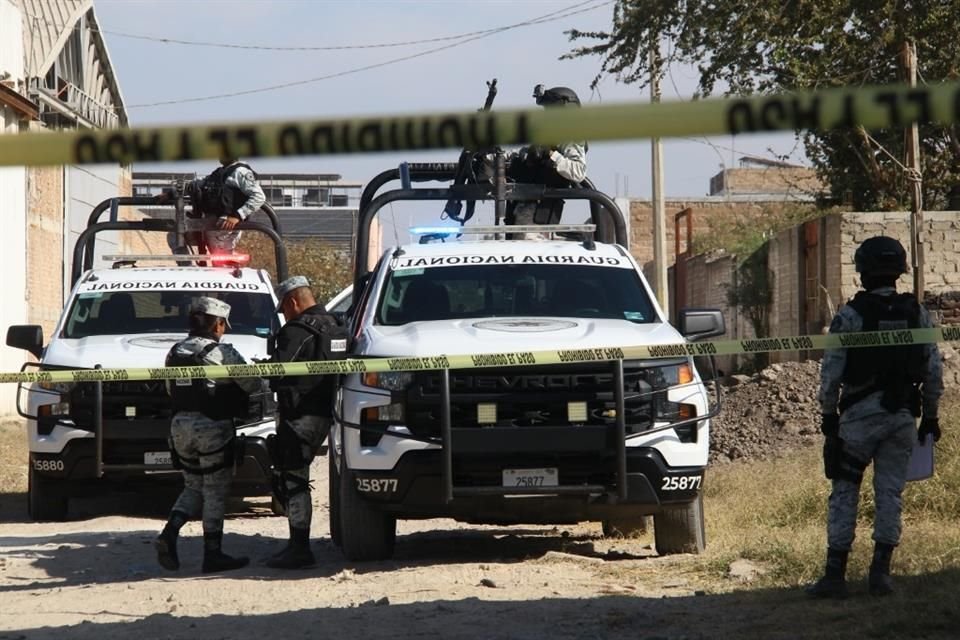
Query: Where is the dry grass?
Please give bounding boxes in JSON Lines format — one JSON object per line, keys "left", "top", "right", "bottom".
{"left": 704, "top": 398, "right": 960, "bottom": 587}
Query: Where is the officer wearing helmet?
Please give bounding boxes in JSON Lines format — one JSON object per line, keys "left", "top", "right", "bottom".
{"left": 154, "top": 296, "right": 266, "bottom": 574}
{"left": 808, "top": 236, "right": 943, "bottom": 599}
{"left": 505, "top": 85, "right": 587, "bottom": 234}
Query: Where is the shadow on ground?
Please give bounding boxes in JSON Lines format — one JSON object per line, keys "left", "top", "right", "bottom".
{"left": 0, "top": 523, "right": 643, "bottom": 593}
{"left": 2, "top": 569, "right": 958, "bottom": 640}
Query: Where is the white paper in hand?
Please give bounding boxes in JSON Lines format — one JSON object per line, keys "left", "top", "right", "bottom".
{"left": 906, "top": 434, "right": 935, "bottom": 482}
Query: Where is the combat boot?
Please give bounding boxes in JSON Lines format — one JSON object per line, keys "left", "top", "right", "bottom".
{"left": 869, "top": 542, "right": 895, "bottom": 596}
{"left": 201, "top": 530, "right": 250, "bottom": 574}
{"left": 806, "top": 548, "right": 849, "bottom": 599}
{"left": 267, "top": 526, "right": 316, "bottom": 569}
{"left": 154, "top": 510, "right": 188, "bottom": 571}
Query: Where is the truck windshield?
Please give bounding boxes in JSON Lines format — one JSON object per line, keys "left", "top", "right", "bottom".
{"left": 61, "top": 290, "right": 276, "bottom": 338}
{"left": 377, "top": 264, "right": 657, "bottom": 325}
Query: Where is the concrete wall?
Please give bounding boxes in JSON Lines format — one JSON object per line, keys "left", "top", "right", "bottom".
{"left": 836, "top": 211, "right": 960, "bottom": 301}
{"left": 0, "top": 0, "right": 28, "bottom": 415}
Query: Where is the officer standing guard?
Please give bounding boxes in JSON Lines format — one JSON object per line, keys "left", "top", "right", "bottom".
{"left": 808, "top": 236, "right": 943, "bottom": 598}
{"left": 505, "top": 85, "right": 587, "bottom": 235}
{"left": 154, "top": 297, "right": 265, "bottom": 574}
{"left": 266, "top": 276, "right": 348, "bottom": 569}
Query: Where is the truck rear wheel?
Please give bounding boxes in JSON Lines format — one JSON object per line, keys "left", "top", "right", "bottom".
{"left": 28, "top": 466, "right": 68, "bottom": 522}
{"left": 339, "top": 465, "right": 396, "bottom": 561}
{"left": 654, "top": 493, "right": 705, "bottom": 555}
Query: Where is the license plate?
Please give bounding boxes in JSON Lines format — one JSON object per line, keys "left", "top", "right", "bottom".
{"left": 502, "top": 467, "right": 558, "bottom": 488}
{"left": 144, "top": 451, "right": 172, "bottom": 466}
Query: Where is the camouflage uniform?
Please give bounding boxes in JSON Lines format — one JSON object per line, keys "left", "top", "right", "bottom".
{"left": 205, "top": 163, "right": 266, "bottom": 253}
{"left": 281, "top": 414, "right": 331, "bottom": 529}
{"left": 166, "top": 335, "right": 264, "bottom": 534}
{"left": 819, "top": 286, "right": 943, "bottom": 550}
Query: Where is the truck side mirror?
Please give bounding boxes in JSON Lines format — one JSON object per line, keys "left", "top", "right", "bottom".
{"left": 677, "top": 308, "right": 725, "bottom": 341}
{"left": 6, "top": 325, "right": 44, "bottom": 359}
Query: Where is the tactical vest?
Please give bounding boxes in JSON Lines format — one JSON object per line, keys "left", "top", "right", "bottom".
{"left": 840, "top": 291, "right": 925, "bottom": 412}
{"left": 505, "top": 146, "right": 585, "bottom": 225}
{"left": 167, "top": 342, "right": 250, "bottom": 420}
{"left": 275, "top": 310, "right": 350, "bottom": 417}
{"left": 193, "top": 163, "right": 254, "bottom": 218}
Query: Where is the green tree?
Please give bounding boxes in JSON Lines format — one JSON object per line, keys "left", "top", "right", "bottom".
{"left": 239, "top": 234, "right": 352, "bottom": 305}
{"left": 566, "top": 1, "right": 960, "bottom": 210}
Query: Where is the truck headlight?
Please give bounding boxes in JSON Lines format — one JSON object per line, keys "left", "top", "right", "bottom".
{"left": 658, "top": 363, "right": 693, "bottom": 387}
{"left": 37, "top": 381, "right": 74, "bottom": 394}
{"left": 363, "top": 372, "right": 415, "bottom": 391}
{"left": 363, "top": 404, "right": 405, "bottom": 422}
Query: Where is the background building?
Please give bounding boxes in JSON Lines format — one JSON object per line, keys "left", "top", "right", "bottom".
{"left": 0, "top": 0, "right": 128, "bottom": 416}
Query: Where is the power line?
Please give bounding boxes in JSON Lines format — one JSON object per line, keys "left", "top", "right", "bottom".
{"left": 101, "top": 21, "right": 562, "bottom": 52}
{"left": 126, "top": 0, "right": 613, "bottom": 109}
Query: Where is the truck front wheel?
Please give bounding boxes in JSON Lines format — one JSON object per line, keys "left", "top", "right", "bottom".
{"left": 338, "top": 465, "right": 396, "bottom": 561}
{"left": 654, "top": 493, "right": 705, "bottom": 555}
{"left": 28, "top": 466, "right": 69, "bottom": 522}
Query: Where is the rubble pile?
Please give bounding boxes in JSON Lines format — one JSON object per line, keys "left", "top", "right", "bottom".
{"left": 710, "top": 348, "right": 960, "bottom": 464}
{"left": 710, "top": 360, "right": 822, "bottom": 464}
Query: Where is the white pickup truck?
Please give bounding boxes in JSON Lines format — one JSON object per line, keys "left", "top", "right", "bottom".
{"left": 328, "top": 162, "right": 724, "bottom": 561}
{"left": 6, "top": 194, "right": 288, "bottom": 520}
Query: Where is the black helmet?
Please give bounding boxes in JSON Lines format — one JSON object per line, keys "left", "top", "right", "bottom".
{"left": 854, "top": 236, "right": 908, "bottom": 277}
{"left": 533, "top": 84, "right": 580, "bottom": 107}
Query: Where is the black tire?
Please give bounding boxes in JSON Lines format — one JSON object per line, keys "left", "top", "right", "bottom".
{"left": 602, "top": 512, "right": 649, "bottom": 538}
{"left": 328, "top": 452, "right": 342, "bottom": 547}
{"left": 339, "top": 464, "right": 396, "bottom": 561}
{"left": 654, "top": 493, "right": 705, "bottom": 555}
{"left": 28, "top": 466, "right": 68, "bottom": 522}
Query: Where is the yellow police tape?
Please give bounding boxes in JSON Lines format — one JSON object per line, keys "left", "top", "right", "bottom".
{"left": 0, "top": 326, "right": 953, "bottom": 385}
{"left": 2, "top": 81, "right": 960, "bottom": 167}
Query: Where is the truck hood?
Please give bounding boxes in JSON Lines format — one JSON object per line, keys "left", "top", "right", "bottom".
{"left": 42, "top": 334, "right": 269, "bottom": 369}
{"left": 358, "top": 318, "right": 685, "bottom": 357}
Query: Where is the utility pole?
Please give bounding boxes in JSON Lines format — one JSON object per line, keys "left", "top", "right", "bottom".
{"left": 903, "top": 40, "right": 924, "bottom": 298}
{"left": 650, "top": 43, "right": 669, "bottom": 316}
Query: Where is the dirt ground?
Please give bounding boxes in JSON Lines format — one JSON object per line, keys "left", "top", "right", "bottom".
{"left": 0, "top": 418, "right": 935, "bottom": 640}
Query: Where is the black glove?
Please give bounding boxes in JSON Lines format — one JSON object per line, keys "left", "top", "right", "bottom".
{"left": 918, "top": 417, "right": 941, "bottom": 443}
{"left": 823, "top": 436, "right": 842, "bottom": 480}
{"left": 820, "top": 413, "right": 840, "bottom": 438}
{"left": 525, "top": 144, "right": 552, "bottom": 165}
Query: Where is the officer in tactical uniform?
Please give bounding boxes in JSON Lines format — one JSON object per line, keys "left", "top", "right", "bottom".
{"left": 266, "top": 276, "right": 347, "bottom": 569}
{"left": 808, "top": 236, "right": 943, "bottom": 598}
{"left": 201, "top": 155, "right": 266, "bottom": 254}
{"left": 505, "top": 85, "right": 587, "bottom": 235}
{"left": 154, "top": 296, "right": 265, "bottom": 574}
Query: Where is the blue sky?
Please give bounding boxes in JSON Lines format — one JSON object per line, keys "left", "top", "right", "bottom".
{"left": 94, "top": 0, "right": 805, "bottom": 239}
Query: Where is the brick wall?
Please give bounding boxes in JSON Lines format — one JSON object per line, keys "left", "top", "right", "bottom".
{"left": 710, "top": 167, "right": 822, "bottom": 196}
{"left": 630, "top": 200, "right": 755, "bottom": 266}
{"left": 26, "top": 166, "right": 65, "bottom": 339}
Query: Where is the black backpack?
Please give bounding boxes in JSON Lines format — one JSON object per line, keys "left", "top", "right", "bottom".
{"left": 190, "top": 163, "right": 254, "bottom": 218}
